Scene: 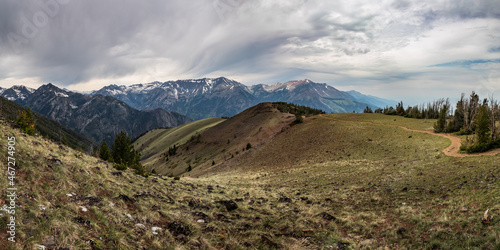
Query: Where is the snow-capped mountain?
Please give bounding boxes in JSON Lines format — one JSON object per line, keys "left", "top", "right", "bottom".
{"left": 92, "top": 77, "right": 257, "bottom": 120}
{"left": 93, "top": 77, "right": 386, "bottom": 119}
{"left": 0, "top": 83, "right": 191, "bottom": 145}
{"left": 0, "top": 85, "right": 36, "bottom": 105}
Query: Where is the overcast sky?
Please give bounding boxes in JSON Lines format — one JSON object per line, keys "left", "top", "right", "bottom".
{"left": 0, "top": 0, "right": 499, "bottom": 104}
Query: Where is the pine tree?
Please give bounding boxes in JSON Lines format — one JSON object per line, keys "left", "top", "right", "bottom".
{"left": 433, "top": 104, "right": 448, "bottom": 133}
{"left": 99, "top": 141, "right": 113, "bottom": 162}
{"left": 475, "top": 104, "right": 490, "bottom": 145}
{"left": 16, "top": 108, "right": 36, "bottom": 135}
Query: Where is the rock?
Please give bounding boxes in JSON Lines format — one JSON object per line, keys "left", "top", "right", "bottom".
{"left": 135, "top": 223, "right": 146, "bottom": 231}
{"left": 167, "top": 221, "right": 191, "bottom": 236}
{"left": 219, "top": 200, "right": 238, "bottom": 211}
{"left": 481, "top": 209, "right": 492, "bottom": 225}
{"left": 125, "top": 213, "right": 133, "bottom": 220}
{"left": 79, "top": 206, "right": 88, "bottom": 212}
{"left": 152, "top": 227, "right": 162, "bottom": 235}
{"left": 197, "top": 219, "right": 205, "bottom": 223}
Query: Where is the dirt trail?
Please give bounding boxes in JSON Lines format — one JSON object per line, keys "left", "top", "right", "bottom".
{"left": 319, "top": 115, "right": 500, "bottom": 158}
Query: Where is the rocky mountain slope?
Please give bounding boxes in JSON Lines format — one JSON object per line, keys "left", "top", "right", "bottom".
{"left": 0, "top": 96, "right": 97, "bottom": 152}
{"left": 92, "top": 77, "right": 394, "bottom": 120}
{"left": 93, "top": 77, "right": 258, "bottom": 120}
{"left": 1, "top": 83, "right": 192, "bottom": 145}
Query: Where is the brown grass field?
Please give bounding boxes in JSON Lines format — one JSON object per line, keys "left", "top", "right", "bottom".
{"left": 0, "top": 110, "right": 498, "bottom": 249}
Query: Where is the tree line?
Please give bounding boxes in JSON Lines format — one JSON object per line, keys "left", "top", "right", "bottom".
{"left": 364, "top": 91, "right": 500, "bottom": 153}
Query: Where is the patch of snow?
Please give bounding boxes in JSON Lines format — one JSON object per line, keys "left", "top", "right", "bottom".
{"left": 55, "top": 92, "right": 69, "bottom": 98}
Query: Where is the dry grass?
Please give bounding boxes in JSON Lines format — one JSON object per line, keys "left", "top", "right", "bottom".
{"left": 0, "top": 112, "right": 498, "bottom": 249}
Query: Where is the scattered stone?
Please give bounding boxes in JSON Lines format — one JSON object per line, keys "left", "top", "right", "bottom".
{"left": 167, "top": 221, "right": 191, "bottom": 236}
{"left": 219, "top": 200, "right": 238, "bottom": 211}
{"left": 481, "top": 209, "right": 492, "bottom": 225}
{"left": 152, "top": 227, "right": 162, "bottom": 235}
{"left": 197, "top": 219, "right": 205, "bottom": 223}
{"left": 79, "top": 206, "right": 88, "bottom": 212}
{"left": 66, "top": 193, "right": 73, "bottom": 197}
{"left": 125, "top": 213, "right": 133, "bottom": 220}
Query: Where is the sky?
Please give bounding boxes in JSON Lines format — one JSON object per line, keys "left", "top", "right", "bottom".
{"left": 0, "top": 0, "right": 499, "bottom": 104}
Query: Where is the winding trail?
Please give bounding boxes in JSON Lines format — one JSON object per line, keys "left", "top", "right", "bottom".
{"left": 319, "top": 115, "right": 500, "bottom": 158}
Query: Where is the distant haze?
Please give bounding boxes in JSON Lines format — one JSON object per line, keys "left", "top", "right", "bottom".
{"left": 0, "top": 0, "right": 499, "bottom": 105}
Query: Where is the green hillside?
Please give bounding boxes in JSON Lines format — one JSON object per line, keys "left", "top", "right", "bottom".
{"left": 133, "top": 117, "right": 225, "bottom": 169}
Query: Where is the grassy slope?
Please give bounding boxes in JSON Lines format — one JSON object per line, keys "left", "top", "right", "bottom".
{"left": 0, "top": 113, "right": 498, "bottom": 249}
{"left": 150, "top": 103, "right": 296, "bottom": 176}
{"left": 133, "top": 117, "right": 225, "bottom": 168}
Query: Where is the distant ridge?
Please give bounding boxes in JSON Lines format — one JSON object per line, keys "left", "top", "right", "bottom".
{"left": 1, "top": 83, "right": 192, "bottom": 145}
{"left": 92, "top": 77, "right": 394, "bottom": 120}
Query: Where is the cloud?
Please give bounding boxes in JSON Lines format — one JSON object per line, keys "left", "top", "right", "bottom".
{"left": 0, "top": 0, "right": 499, "bottom": 104}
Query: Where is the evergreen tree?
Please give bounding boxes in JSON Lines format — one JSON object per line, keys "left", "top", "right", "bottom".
{"left": 363, "top": 106, "right": 373, "bottom": 113}
{"left": 433, "top": 104, "right": 448, "bottom": 133}
{"left": 16, "top": 107, "right": 36, "bottom": 135}
{"left": 111, "top": 131, "right": 144, "bottom": 175}
{"left": 475, "top": 104, "right": 490, "bottom": 145}
{"left": 99, "top": 141, "right": 113, "bottom": 162}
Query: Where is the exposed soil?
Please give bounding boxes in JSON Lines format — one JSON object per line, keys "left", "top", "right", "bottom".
{"left": 320, "top": 114, "right": 500, "bottom": 157}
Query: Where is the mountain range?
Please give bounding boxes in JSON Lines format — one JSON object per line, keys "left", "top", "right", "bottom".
{"left": 0, "top": 77, "right": 395, "bottom": 144}
{"left": 92, "top": 77, "right": 396, "bottom": 120}
{"left": 0, "top": 84, "right": 191, "bottom": 145}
